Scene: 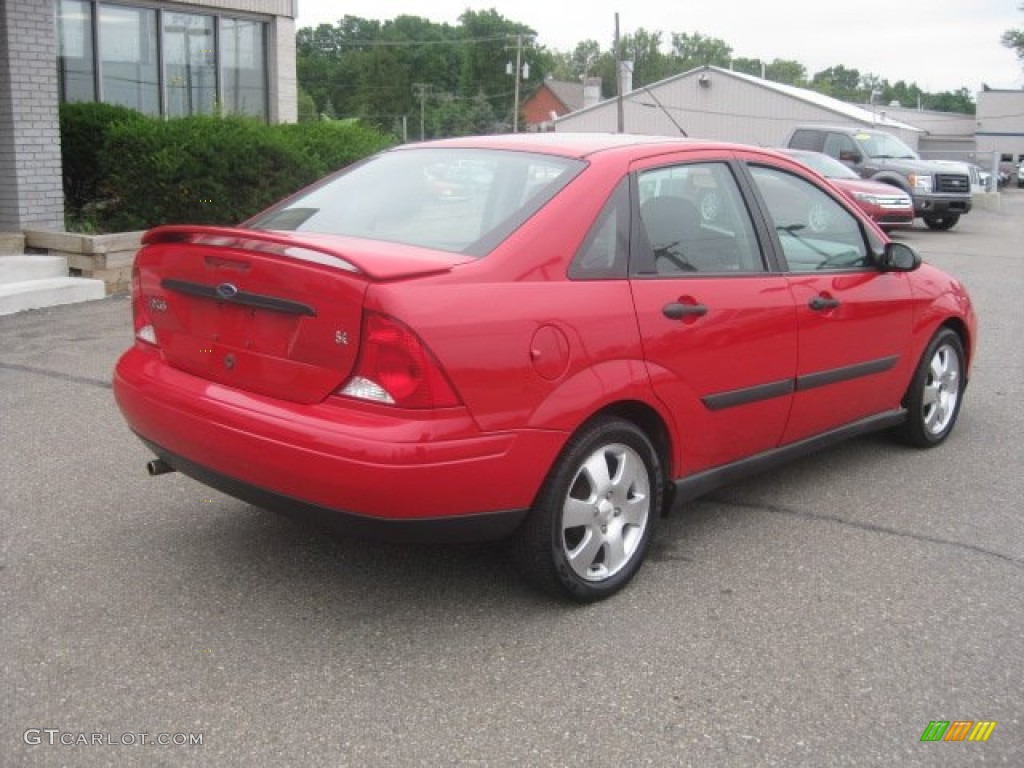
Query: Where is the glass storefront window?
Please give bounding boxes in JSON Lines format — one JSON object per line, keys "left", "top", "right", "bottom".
{"left": 164, "top": 12, "right": 217, "bottom": 117}
{"left": 221, "top": 18, "right": 267, "bottom": 120}
{"left": 99, "top": 5, "right": 159, "bottom": 115}
{"left": 58, "top": 0, "right": 96, "bottom": 102}
{"left": 56, "top": 4, "right": 269, "bottom": 121}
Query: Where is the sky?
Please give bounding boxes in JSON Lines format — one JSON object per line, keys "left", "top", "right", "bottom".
{"left": 295, "top": 0, "right": 1024, "bottom": 94}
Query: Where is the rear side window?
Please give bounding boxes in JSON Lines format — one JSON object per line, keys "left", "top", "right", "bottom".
{"left": 749, "top": 165, "right": 870, "bottom": 272}
{"left": 569, "top": 179, "right": 629, "bottom": 280}
{"left": 789, "top": 129, "right": 824, "bottom": 152}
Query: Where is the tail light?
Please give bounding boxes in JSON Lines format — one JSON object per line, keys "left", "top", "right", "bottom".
{"left": 338, "top": 312, "right": 461, "bottom": 409}
{"left": 131, "top": 267, "right": 158, "bottom": 346}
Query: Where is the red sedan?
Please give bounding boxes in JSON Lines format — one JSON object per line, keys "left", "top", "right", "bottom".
{"left": 114, "top": 134, "right": 976, "bottom": 601}
{"left": 778, "top": 148, "right": 915, "bottom": 230}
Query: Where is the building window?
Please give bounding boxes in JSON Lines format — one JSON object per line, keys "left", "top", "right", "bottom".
{"left": 221, "top": 18, "right": 267, "bottom": 120}
{"left": 99, "top": 4, "right": 160, "bottom": 115}
{"left": 58, "top": 0, "right": 96, "bottom": 102}
{"left": 56, "top": 2, "right": 269, "bottom": 121}
{"left": 164, "top": 12, "right": 217, "bottom": 117}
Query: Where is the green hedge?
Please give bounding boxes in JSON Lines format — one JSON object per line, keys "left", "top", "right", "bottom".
{"left": 59, "top": 103, "right": 395, "bottom": 232}
{"left": 59, "top": 102, "right": 146, "bottom": 223}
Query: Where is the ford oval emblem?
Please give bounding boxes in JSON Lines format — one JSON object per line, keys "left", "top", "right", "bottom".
{"left": 216, "top": 282, "right": 239, "bottom": 299}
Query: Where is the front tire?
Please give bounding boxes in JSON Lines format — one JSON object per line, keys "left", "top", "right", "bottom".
{"left": 923, "top": 214, "right": 960, "bottom": 231}
{"left": 511, "top": 417, "right": 663, "bottom": 602}
{"left": 897, "top": 328, "right": 966, "bottom": 448}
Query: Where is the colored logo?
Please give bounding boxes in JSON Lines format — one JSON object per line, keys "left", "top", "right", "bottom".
{"left": 920, "top": 720, "right": 997, "bottom": 742}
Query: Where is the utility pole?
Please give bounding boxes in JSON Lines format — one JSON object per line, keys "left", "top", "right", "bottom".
{"left": 412, "top": 83, "right": 429, "bottom": 141}
{"left": 506, "top": 34, "right": 532, "bottom": 133}
{"left": 615, "top": 14, "right": 624, "bottom": 133}
{"left": 507, "top": 34, "right": 524, "bottom": 133}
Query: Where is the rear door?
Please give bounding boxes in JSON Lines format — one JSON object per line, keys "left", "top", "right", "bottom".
{"left": 627, "top": 153, "right": 798, "bottom": 475}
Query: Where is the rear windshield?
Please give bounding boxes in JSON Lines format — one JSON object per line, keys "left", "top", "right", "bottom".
{"left": 791, "top": 151, "right": 859, "bottom": 180}
{"left": 247, "top": 147, "right": 584, "bottom": 256}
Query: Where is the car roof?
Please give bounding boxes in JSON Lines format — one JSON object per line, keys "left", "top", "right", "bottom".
{"left": 793, "top": 125, "right": 891, "bottom": 136}
{"left": 391, "top": 132, "right": 759, "bottom": 162}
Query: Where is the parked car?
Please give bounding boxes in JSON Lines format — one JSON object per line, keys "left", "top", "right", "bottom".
{"left": 786, "top": 125, "right": 972, "bottom": 230}
{"left": 1019, "top": 163, "right": 1024, "bottom": 188}
{"left": 777, "top": 148, "right": 914, "bottom": 230}
{"left": 114, "top": 134, "right": 977, "bottom": 602}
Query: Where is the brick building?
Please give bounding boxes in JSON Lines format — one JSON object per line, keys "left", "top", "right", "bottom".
{"left": 522, "top": 77, "right": 601, "bottom": 131}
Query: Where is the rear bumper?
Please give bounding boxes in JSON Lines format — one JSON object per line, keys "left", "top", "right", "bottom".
{"left": 140, "top": 437, "right": 528, "bottom": 542}
{"left": 114, "top": 346, "right": 563, "bottom": 541}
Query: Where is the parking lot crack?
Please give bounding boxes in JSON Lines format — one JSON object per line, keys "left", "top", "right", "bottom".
{"left": 709, "top": 496, "right": 1024, "bottom": 568}
{"left": 0, "top": 362, "right": 112, "bottom": 390}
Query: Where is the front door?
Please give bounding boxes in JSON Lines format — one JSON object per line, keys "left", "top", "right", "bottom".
{"left": 744, "top": 162, "right": 914, "bottom": 444}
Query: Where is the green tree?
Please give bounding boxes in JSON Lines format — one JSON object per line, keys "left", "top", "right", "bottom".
{"left": 881, "top": 80, "right": 924, "bottom": 109}
{"left": 1002, "top": 4, "right": 1024, "bottom": 68}
{"left": 730, "top": 57, "right": 763, "bottom": 77}
{"left": 764, "top": 59, "right": 807, "bottom": 86}
{"left": 810, "top": 65, "right": 863, "bottom": 101}
{"left": 625, "top": 28, "right": 670, "bottom": 87}
{"left": 570, "top": 40, "right": 603, "bottom": 78}
{"left": 924, "top": 88, "right": 975, "bottom": 115}
{"left": 297, "top": 87, "right": 317, "bottom": 122}
{"left": 670, "top": 32, "right": 733, "bottom": 71}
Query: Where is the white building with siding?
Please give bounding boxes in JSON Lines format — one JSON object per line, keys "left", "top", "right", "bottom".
{"left": 554, "top": 66, "right": 923, "bottom": 148}
{"left": 554, "top": 64, "right": 1024, "bottom": 173}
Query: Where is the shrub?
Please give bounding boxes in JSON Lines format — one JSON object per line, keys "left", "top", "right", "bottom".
{"left": 95, "top": 115, "right": 395, "bottom": 231}
{"left": 274, "top": 120, "right": 397, "bottom": 177}
{"left": 59, "top": 102, "right": 146, "bottom": 223}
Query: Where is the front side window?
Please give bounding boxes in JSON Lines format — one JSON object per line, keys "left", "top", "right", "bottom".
{"left": 635, "top": 162, "right": 764, "bottom": 275}
{"left": 749, "top": 165, "right": 869, "bottom": 272}
{"left": 99, "top": 5, "right": 159, "bottom": 115}
{"left": 249, "top": 149, "right": 584, "bottom": 256}
{"left": 823, "top": 133, "right": 860, "bottom": 163}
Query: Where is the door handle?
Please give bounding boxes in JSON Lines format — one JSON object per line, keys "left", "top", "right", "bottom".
{"left": 809, "top": 296, "right": 840, "bottom": 311}
{"left": 662, "top": 302, "right": 708, "bottom": 319}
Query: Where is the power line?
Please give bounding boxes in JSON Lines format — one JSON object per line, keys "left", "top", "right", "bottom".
{"left": 298, "top": 34, "right": 517, "bottom": 49}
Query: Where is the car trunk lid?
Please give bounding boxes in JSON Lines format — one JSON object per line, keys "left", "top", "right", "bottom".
{"left": 135, "top": 226, "right": 471, "bottom": 404}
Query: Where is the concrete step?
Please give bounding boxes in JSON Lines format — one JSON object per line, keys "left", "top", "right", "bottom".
{"left": 0, "top": 254, "right": 68, "bottom": 283}
{"left": 0, "top": 276, "right": 107, "bottom": 316}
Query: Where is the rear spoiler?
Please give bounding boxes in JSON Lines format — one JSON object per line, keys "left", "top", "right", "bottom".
{"left": 142, "top": 225, "right": 471, "bottom": 280}
{"left": 143, "top": 225, "right": 362, "bottom": 273}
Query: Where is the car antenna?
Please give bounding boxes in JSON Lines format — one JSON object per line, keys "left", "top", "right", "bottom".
{"left": 640, "top": 85, "right": 688, "bottom": 137}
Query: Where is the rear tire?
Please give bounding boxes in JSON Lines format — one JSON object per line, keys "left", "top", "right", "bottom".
{"left": 923, "top": 214, "right": 959, "bottom": 231}
{"left": 897, "top": 328, "right": 966, "bottom": 448}
{"left": 511, "top": 417, "right": 663, "bottom": 602}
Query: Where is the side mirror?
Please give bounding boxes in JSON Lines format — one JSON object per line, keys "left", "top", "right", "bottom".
{"left": 839, "top": 150, "right": 863, "bottom": 165}
{"left": 878, "top": 242, "right": 921, "bottom": 272}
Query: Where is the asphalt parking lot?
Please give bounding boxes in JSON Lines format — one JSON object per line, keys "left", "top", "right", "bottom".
{"left": 2, "top": 190, "right": 1022, "bottom": 767}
